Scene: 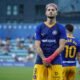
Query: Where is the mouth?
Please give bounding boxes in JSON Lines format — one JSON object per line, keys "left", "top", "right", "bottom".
{"left": 48, "top": 16, "right": 54, "bottom": 19}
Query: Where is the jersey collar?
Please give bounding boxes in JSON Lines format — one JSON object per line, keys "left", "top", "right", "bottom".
{"left": 44, "top": 21, "right": 56, "bottom": 28}
{"left": 67, "top": 35, "right": 75, "bottom": 38}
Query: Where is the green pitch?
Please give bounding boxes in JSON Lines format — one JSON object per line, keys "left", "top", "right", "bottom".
{"left": 0, "top": 67, "right": 33, "bottom": 80}
{"left": 0, "top": 67, "right": 80, "bottom": 80}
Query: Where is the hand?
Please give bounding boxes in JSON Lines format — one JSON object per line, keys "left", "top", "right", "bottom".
{"left": 43, "top": 51, "right": 59, "bottom": 63}
{"left": 43, "top": 57, "right": 52, "bottom": 63}
{"left": 42, "top": 58, "right": 51, "bottom": 67}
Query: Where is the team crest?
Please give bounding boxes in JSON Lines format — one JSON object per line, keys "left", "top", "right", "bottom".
{"left": 52, "top": 30, "right": 58, "bottom": 35}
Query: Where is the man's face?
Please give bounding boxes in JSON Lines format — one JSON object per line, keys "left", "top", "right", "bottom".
{"left": 45, "top": 6, "right": 57, "bottom": 19}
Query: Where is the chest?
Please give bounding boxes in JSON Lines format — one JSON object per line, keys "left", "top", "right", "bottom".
{"left": 40, "top": 26, "right": 60, "bottom": 38}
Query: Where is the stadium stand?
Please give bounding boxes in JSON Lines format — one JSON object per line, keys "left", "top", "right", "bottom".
{"left": 0, "top": 24, "right": 36, "bottom": 63}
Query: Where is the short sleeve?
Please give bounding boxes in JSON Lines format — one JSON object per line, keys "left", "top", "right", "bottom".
{"left": 59, "top": 25, "right": 67, "bottom": 40}
{"left": 35, "top": 25, "right": 41, "bottom": 40}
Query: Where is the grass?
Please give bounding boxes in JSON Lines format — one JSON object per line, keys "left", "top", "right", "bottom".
{"left": 76, "top": 68, "right": 80, "bottom": 80}
{"left": 0, "top": 67, "right": 33, "bottom": 80}
{"left": 0, "top": 67, "right": 80, "bottom": 80}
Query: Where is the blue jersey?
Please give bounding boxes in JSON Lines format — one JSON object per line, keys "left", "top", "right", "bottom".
{"left": 35, "top": 22, "right": 66, "bottom": 64}
{"left": 62, "top": 36, "right": 80, "bottom": 66}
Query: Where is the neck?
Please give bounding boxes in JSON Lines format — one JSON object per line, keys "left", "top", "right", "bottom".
{"left": 67, "top": 33, "right": 73, "bottom": 37}
{"left": 46, "top": 17, "right": 56, "bottom": 24}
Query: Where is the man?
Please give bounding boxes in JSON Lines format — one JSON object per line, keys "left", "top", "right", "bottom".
{"left": 33, "top": 3, "right": 66, "bottom": 80}
{"left": 62, "top": 24, "right": 80, "bottom": 80}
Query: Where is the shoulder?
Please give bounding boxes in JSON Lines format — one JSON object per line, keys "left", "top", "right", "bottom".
{"left": 35, "top": 22, "right": 43, "bottom": 32}
{"left": 36, "top": 22, "right": 45, "bottom": 32}
{"left": 56, "top": 23, "right": 66, "bottom": 33}
{"left": 36, "top": 22, "right": 44, "bottom": 29}
{"left": 56, "top": 23, "right": 65, "bottom": 29}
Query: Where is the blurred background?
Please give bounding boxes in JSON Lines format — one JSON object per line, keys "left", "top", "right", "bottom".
{"left": 0, "top": 0, "right": 80, "bottom": 80}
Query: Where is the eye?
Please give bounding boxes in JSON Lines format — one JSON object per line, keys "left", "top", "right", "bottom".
{"left": 52, "top": 9, "right": 55, "bottom": 11}
{"left": 48, "top": 9, "right": 50, "bottom": 11}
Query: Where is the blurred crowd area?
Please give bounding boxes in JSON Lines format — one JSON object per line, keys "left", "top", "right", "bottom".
{"left": 0, "top": 36, "right": 36, "bottom": 62}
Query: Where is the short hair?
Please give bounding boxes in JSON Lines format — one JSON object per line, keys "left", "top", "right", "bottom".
{"left": 46, "top": 3, "right": 58, "bottom": 10}
{"left": 65, "top": 24, "right": 74, "bottom": 32}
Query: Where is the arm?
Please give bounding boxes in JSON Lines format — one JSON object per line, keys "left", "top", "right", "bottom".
{"left": 35, "top": 24, "right": 51, "bottom": 66}
{"left": 43, "top": 39, "right": 66, "bottom": 63}
{"left": 35, "top": 25, "right": 45, "bottom": 59}
{"left": 35, "top": 40, "right": 45, "bottom": 60}
{"left": 35, "top": 40, "right": 51, "bottom": 67}
{"left": 43, "top": 25, "right": 67, "bottom": 63}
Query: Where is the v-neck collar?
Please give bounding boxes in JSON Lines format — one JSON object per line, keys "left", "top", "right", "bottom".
{"left": 67, "top": 35, "right": 75, "bottom": 38}
{"left": 44, "top": 21, "right": 56, "bottom": 28}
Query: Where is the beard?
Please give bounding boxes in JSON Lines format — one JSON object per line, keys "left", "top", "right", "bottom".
{"left": 48, "top": 16, "right": 55, "bottom": 19}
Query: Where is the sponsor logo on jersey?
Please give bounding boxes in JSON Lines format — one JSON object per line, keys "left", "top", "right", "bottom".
{"left": 42, "top": 39, "right": 56, "bottom": 43}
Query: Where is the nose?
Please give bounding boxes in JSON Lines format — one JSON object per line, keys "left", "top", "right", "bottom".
{"left": 50, "top": 11, "right": 53, "bottom": 14}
